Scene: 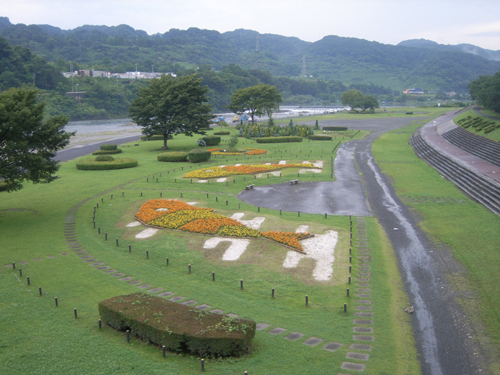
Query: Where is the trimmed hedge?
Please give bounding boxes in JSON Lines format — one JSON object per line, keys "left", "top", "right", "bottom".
{"left": 92, "top": 149, "right": 123, "bottom": 155}
{"left": 202, "top": 136, "right": 221, "bottom": 146}
{"left": 322, "top": 126, "right": 348, "bottom": 131}
{"left": 256, "top": 136, "right": 302, "bottom": 143}
{"left": 405, "top": 112, "right": 414, "bottom": 115}
{"left": 100, "top": 144, "right": 118, "bottom": 150}
{"left": 99, "top": 293, "right": 255, "bottom": 357}
{"left": 157, "top": 151, "right": 188, "bottom": 162}
{"left": 213, "top": 131, "right": 230, "bottom": 135}
{"left": 95, "top": 155, "right": 115, "bottom": 161}
{"left": 188, "top": 149, "right": 211, "bottom": 163}
{"left": 141, "top": 134, "right": 173, "bottom": 141}
{"left": 308, "top": 135, "right": 332, "bottom": 141}
{"left": 76, "top": 158, "right": 138, "bottom": 170}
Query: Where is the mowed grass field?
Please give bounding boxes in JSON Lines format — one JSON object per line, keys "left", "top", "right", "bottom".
{"left": 0, "top": 110, "right": 448, "bottom": 374}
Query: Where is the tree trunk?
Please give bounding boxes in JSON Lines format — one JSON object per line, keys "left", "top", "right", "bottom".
{"left": 163, "top": 132, "right": 169, "bottom": 149}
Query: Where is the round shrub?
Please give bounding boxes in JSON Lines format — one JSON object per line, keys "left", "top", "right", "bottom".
{"left": 76, "top": 158, "right": 138, "bottom": 170}
{"left": 100, "top": 144, "right": 118, "bottom": 150}
{"left": 95, "top": 155, "right": 115, "bottom": 161}
{"left": 157, "top": 151, "right": 188, "bottom": 162}
{"left": 92, "top": 149, "right": 123, "bottom": 155}
{"left": 308, "top": 135, "right": 332, "bottom": 141}
{"left": 213, "top": 131, "right": 230, "bottom": 135}
{"left": 202, "top": 136, "right": 221, "bottom": 146}
{"left": 406, "top": 112, "right": 414, "bottom": 115}
{"left": 188, "top": 149, "right": 211, "bottom": 163}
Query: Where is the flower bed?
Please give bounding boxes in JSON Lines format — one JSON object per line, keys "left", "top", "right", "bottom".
{"left": 183, "top": 163, "right": 313, "bottom": 179}
{"left": 245, "top": 148, "right": 266, "bottom": 155}
{"left": 135, "top": 199, "right": 308, "bottom": 251}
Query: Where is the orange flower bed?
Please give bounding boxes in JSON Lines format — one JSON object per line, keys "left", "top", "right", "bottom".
{"left": 135, "top": 199, "right": 307, "bottom": 251}
{"left": 245, "top": 148, "right": 266, "bottom": 155}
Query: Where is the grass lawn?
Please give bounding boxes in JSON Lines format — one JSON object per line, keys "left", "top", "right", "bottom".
{"left": 372, "top": 120, "right": 500, "bottom": 374}
{"left": 0, "top": 123, "right": 423, "bottom": 374}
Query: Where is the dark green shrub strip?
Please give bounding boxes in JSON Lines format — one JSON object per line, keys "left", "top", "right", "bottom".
{"left": 405, "top": 112, "right": 414, "bottom": 115}
{"left": 76, "top": 158, "right": 138, "bottom": 170}
{"left": 141, "top": 135, "right": 173, "bottom": 141}
{"left": 213, "top": 131, "right": 230, "bottom": 135}
{"left": 308, "top": 135, "right": 332, "bottom": 140}
{"left": 188, "top": 149, "right": 211, "bottom": 163}
{"left": 92, "top": 149, "right": 123, "bottom": 155}
{"left": 100, "top": 144, "right": 118, "bottom": 150}
{"left": 99, "top": 293, "right": 255, "bottom": 357}
{"left": 95, "top": 155, "right": 115, "bottom": 162}
{"left": 202, "top": 136, "right": 221, "bottom": 146}
{"left": 322, "top": 126, "right": 348, "bottom": 131}
{"left": 256, "top": 136, "right": 302, "bottom": 143}
{"left": 157, "top": 151, "right": 188, "bottom": 162}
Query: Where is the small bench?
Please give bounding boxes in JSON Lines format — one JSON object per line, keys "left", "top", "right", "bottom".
{"left": 245, "top": 184, "right": 255, "bottom": 190}
{"left": 289, "top": 179, "right": 299, "bottom": 185}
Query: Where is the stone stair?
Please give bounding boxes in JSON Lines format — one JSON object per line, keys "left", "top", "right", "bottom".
{"left": 410, "top": 129, "right": 500, "bottom": 216}
{"left": 441, "top": 126, "right": 500, "bottom": 167}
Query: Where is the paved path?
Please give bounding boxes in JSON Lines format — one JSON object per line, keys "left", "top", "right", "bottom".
{"left": 54, "top": 134, "right": 142, "bottom": 162}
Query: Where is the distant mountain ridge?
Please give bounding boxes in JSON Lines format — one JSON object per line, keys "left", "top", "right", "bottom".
{"left": 1, "top": 16, "right": 499, "bottom": 92}
{"left": 398, "top": 38, "right": 500, "bottom": 61}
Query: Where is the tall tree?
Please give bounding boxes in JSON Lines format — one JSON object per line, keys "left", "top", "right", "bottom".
{"left": 227, "top": 84, "right": 282, "bottom": 124}
{"left": 0, "top": 87, "right": 73, "bottom": 192}
{"left": 468, "top": 70, "right": 500, "bottom": 113}
{"left": 340, "top": 89, "right": 364, "bottom": 108}
{"left": 129, "top": 74, "right": 212, "bottom": 149}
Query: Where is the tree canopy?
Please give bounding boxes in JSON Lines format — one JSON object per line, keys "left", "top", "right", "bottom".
{"left": 468, "top": 69, "right": 500, "bottom": 113}
{"left": 340, "top": 89, "right": 379, "bottom": 110}
{"left": 0, "top": 87, "right": 72, "bottom": 192}
{"left": 227, "top": 83, "right": 282, "bottom": 124}
{"left": 129, "top": 74, "right": 212, "bottom": 149}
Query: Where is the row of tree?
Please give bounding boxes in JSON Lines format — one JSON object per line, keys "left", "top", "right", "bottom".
{"left": 468, "top": 70, "right": 500, "bottom": 113}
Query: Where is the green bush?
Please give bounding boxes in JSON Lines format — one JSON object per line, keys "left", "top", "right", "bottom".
{"left": 405, "top": 112, "right": 414, "bottom": 115}
{"left": 100, "top": 144, "right": 118, "bottom": 150}
{"left": 157, "top": 151, "right": 188, "bottom": 162}
{"left": 99, "top": 293, "right": 255, "bottom": 357}
{"left": 322, "top": 126, "right": 348, "bottom": 131}
{"left": 92, "top": 149, "right": 123, "bottom": 155}
{"left": 141, "top": 134, "right": 173, "bottom": 141}
{"left": 308, "top": 135, "right": 332, "bottom": 141}
{"left": 213, "top": 131, "right": 230, "bottom": 135}
{"left": 202, "top": 136, "right": 221, "bottom": 146}
{"left": 76, "top": 158, "right": 138, "bottom": 170}
{"left": 256, "top": 136, "right": 302, "bottom": 143}
{"left": 95, "top": 155, "right": 115, "bottom": 161}
{"left": 188, "top": 149, "right": 212, "bottom": 163}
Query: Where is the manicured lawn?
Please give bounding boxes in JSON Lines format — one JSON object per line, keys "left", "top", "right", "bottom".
{"left": 1, "top": 124, "right": 420, "bottom": 374}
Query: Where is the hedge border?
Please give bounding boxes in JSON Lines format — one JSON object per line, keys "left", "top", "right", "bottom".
{"left": 76, "top": 158, "right": 138, "bottom": 170}
{"left": 157, "top": 151, "right": 188, "bottom": 162}
{"left": 255, "top": 136, "right": 302, "bottom": 143}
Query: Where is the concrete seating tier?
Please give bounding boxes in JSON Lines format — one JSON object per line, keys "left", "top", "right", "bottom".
{"left": 410, "top": 130, "right": 500, "bottom": 216}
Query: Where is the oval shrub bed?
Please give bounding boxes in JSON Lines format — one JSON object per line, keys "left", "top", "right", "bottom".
{"left": 202, "top": 135, "right": 221, "bottom": 146}
{"left": 157, "top": 151, "right": 188, "bottom": 162}
{"left": 92, "top": 149, "right": 123, "bottom": 155}
{"left": 99, "top": 293, "right": 256, "bottom": 357}
{"left": 76, "top": 158, "right": 138, "bottom": 170}
{"left": 188, "top": 149, "right": 211, "bottom": 163}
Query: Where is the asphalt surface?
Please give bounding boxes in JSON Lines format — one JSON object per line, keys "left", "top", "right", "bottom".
{"left": 54, "top": 134, "right": 142, "bottom": 162}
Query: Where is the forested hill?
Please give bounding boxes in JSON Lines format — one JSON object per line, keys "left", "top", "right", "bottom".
{"left": 1, "top": 16, "right": 499, "bottom": 92}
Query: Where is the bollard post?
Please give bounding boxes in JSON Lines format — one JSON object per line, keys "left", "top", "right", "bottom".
{"left": 129, "top": 244, "right": 131, "bottom": 253}
{"left": 74, "top": 308, "right": 78, "bottom": 319}
{"left": 212, "top": 272, "right": 215, "bottom": 281}
{"left": 201, "top": 358, "right": 205, "bottom": 372}
{"left": 105, "top": 233, "right": 107, "bottom": 241}
{"left": 55, "top": 297, "right": 58, "bottom": 307}
{"left": 344, "top": 303, "right": 347, "bottom": 313}
{"left": 99, "top": 319, "right": 102, "bottom": 330}
{"left": 126, "top": 330, "right": 130, "bottom": 343}
{"left": 39, "top": 286, "right": 42, "bottom": 296}
{"left": 240, "top": 279, "right": 243, "bottom": 290}
{"left": 166, "top": 257, "right": 169, "bottom": 266}
{"left": 272, "top": 288, "right": 275, "bottom": 298}
{"left": 348, "top": 276, "right": 351, "bottom": 284}
{"left": 305, "top": 295, "right": 308, "bottom": 307}
{"left": 146, "top": 250, "right": 149, "bottom": 259}
{"left": 162, "top": 345, "right": 166, "bottom": 358}
{"left": 98, "top": 227, "right": 101, "bottom": 234}
{"left": 12, "top": 262, "right": 15, "bottom": 270}
{"left": 27, "top": 276, "right": 30, "bottom": 286}
{"left": 116, "top": 238, "right": 119, "bottom": 247}
{"left": 19, "top": 268, "right": 22, "bottom": 277}
{"left": 189, "top": 264, "right": 191, "bottom": 273}
{"left": 349, "top": 256, "right": 352, "bottom": 263}
{"left": 160, "top": 192, "right": 162, "bottom": 197}
{"left": 347, "top": 288, "right": 350, "bottom": 297}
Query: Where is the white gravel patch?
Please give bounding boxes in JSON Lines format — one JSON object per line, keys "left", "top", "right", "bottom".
{"left": 230, "top": 213, "right": 266, "bottom": 230}
{"left": 135, "top": 228, "right": 159, "bottom": 239}
{"left": 235, "top": 164, "right": 242, "bottom": 166}
{"left": 269, "top": 171, "right": 281, "bottom": 176}
{"left": 279, "top": 160, "right": 287, "bottom": 164}
{"left": 256, "top": 174, "right": 263, "bottom": 178}
{"left": 265, "top": 163, "right": 271, "bottom": 165}
{"left": 126, "top": 221, "right": 142, "bottom": 227}
{"left": 283, "top": 230, "right": 338, "bottom": 281}
{"left": 156, "top": 208, "right": 168, "bottom": 211}
{"left": 299, "top": 168, "right": 322, "bottom": 174}
{"left": 218, "top": 165, "right": 226, "bottom": 168}
{"left": 203, "top": 237, "right": 250, "bottom": 261}
{"left": 187, "top": 202, "right": 198, "bottom": 206}
{"left": 217, "top": 178, "right": 227, "bottom": 182}
{"left": 295, "top": 225, "right": 310, "bottom": 233}
{"left": 302, "top": 160, "right": 323, "bottom": 168}
{"left": 198, "top": 180, "right": 208, "bottom": 183}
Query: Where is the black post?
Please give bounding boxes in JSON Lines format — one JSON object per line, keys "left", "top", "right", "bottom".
{"left": 167, "top": 257, "right": 169, "bottom": 266}
{"left": 55, "top": 297, "right": 58, "bottom": 307}
{"left": 39, "top": 286, "right": 42, "bottom": 296}
{"left": 116, "top": 238, "right": 119, "bottom": 247}
{"left": 126, "top": 330, "right": 130, "bottom": 343}
{"left": 105, "top": 233, "right": 107, "bottom": 241}
{"left": 27, "top": 276, "right": 30, "bottom": 286}
{"left": 162, "top": 345, "right": 166, "bottom": 358}
{"left": 272, "top": 288, "right": 275, "bottom": 298}
{"left": 12, "top": 262, "right": 15, "bottom": 270}
{"left": 349, "top": 265, "right": 351, "bottom": 274}
{"left": 344, "top": 303, "right": 347, "bottom": 313}
{"left": 201, "top": 358, "right": 205, "bottom": 372}
{"left": 305, "top": 295, "right": 308, "bottom": 307}
{"left": 189, "top": 264, "right": 191, "bottom": 273}
{"left": 347, "top": 288, "right": 350, "bottom": 297}
{"left": 74, "top": 308, "right": 78, "bottom": 319}
{"left": 240, "top": 279, "right": 243, "bottom": 290}
{"left": 99, "top": 319, "right": 102, "bottom": 330}
{"left": 146, "top": 250, "right": 149, "bottom": 259}
{"left": 348, "top": 276, "right": 351, "bottom": 284}
{"left": 129, "top": 244, "right": 131, "bottom": 253}
{"left": 212, "top": 272, "right": 215, "bottom": 281}
{"left": 19, "top": 268, "right": 22, "bottom": 277}
{"left": 98, "top": 227, "right": 101, "bottom": 234}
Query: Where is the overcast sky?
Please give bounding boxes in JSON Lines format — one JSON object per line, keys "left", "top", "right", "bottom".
{"left": 3, "top": 0, "right": 500, "bottom": 50}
